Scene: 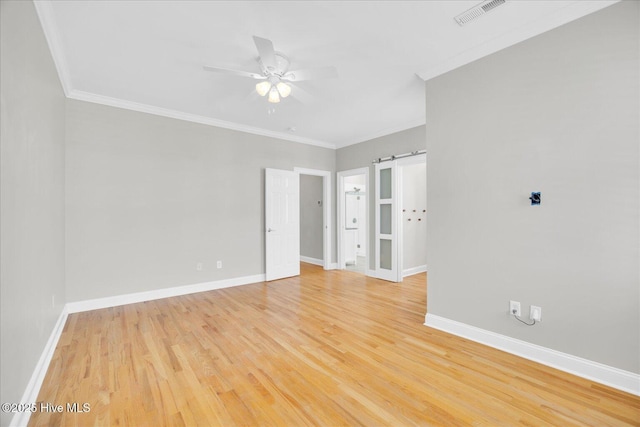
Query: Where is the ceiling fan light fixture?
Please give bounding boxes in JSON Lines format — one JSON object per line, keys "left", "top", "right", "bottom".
{"left": 204, "top": 36, "right": 337, "bottom": 105}
{"left": 276, "top": 82, "right": 291, "bottom": 98}
{"left": 268, "top": 86, "right": 281, "bottom": 103}
{"left": 256, "top": 81, "right": 272, "bottom": 97}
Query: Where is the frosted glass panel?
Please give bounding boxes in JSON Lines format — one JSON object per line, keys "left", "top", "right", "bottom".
{"left": 380, "top": 168, "right": 392, "bottom": 199}
{"left": 380, "top": 204, "right": 391, "bottom": 235}
{"left": 380, "top": 239, "right": 392, "bottom": 270}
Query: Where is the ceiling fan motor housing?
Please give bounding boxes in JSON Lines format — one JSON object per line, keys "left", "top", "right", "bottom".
{"left": 259, "top": 52, "right": 290, "bottom": 77}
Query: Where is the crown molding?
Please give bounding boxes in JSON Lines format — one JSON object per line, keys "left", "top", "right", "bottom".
{"left": 32, "top": 0, "right": 419, "bottom": 151}
{"left": 33, "top": 0, "right": 72, "bottom": 96}
{"left": 33, "top": 0, "right": 336, "bottom": 150}
{"left": 37, "top": 0, "right": 615, "bottom": 151}
{"left": 68, "top": 90, "right": 337, "bottom": 150}
{"left": 417, "top": 0, "right": 619, "bottom": 82}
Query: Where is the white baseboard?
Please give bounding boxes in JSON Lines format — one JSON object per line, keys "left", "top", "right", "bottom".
{"left": 300, "top": 256, "right": 324, "bottom": 267}
{"left": 424, "top": 313, "right": 640, "bottom": 396}
{"left": 10, "top": 307, "right": 69, "bottom": 427}
{"left": 66, "top": 274, "right": 265, "bottom": 314}
{"left": 300, "top": 256, "right": 338, "bottom": 270}
{"left": 403, "top": 265, "right": 427, "bottom": 277}
{"left": 364, "top": 266, "right": 427, "bottom": 279}
{"left": 14, "top": 273, "right": 267, "bottom": 426}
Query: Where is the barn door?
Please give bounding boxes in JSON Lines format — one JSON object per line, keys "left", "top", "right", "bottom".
{"left": 375, "top": 161, "right": 400, "bottom": 282}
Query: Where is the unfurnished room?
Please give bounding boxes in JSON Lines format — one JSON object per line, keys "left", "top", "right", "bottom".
{"left": 1, "top": 0, "right": 639, "bottom": 426}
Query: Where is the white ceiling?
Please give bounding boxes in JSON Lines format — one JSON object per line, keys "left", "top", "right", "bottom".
{"left": 35, "top": 0, "right": 617, "bottom": 149}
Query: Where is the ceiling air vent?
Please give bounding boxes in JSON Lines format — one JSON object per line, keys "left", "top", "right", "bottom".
{"left": 454, "top": 0, "right": 507, "bottom": 26}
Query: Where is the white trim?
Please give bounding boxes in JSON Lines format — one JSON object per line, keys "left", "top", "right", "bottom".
{"left": 365, "top": 268, "right": 377, "bottom": 278}
{"left": 68, "top": 90, "right": 336, "bottom": 150}
{"left": 328, "top": 262, "right": 338, "bottom": 270}
{"left": 300, "top": 256, "right": 323, "bottom": 266}
{"left": 294, "top": 167, "right": 333, "bottom": 271}
{"left": 403, "top": 265, "right": 427, "bottom": 277}
{"left": 337, "top": 168, "right": 370, "bottom": 272}
{"left": 10, "top": 307, "right": 69, "bottom": 427}
{"left": 424, "top": 313, "right": 640, "bottom": 396}
{"left": 66, "top": 274, "right": 265, "bottom": 314}
{"left": 417, "top": 1, "right": 618, "bottom": 82}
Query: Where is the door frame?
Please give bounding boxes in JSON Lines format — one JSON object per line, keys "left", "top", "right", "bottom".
{"left": 293, "top": 167, "right": 333, "bottom": 270}
{"left": 337, "top": 167, "right": 369, "bottom": 271}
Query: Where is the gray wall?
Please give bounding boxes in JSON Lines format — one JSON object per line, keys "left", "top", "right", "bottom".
{"left": 300, "top": 175, "right": 324, "bottom": 261}
{"left": 337, "top": 125, "right": 426, "bottom": 270}
{"left": 425, "top": 1, "right": 639, "bottom": 373}
{"left": 65, "top": 100, "right": 335, "bottom": 301}
{"left": 0, "top": 2, "right": 67, "bottom": 425}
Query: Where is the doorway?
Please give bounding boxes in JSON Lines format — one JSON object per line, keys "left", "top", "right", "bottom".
{"left": 265, "top": 167, "right": 332, "bottom": 281}
{"left": 294, "top": 167, "right": 332, "bottom": 270}
{"left": 338, "top": 168, "right": 369, "bottom": 274}
{"left": 398, "top": 156, "right": 427, "bottom": 278}
{"left": 299, "top": 174, "right": 324, "bottom": 266}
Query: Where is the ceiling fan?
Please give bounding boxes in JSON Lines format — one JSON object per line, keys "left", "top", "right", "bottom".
{"left": 203, "top": 36, "right": 338, "bottom": 104}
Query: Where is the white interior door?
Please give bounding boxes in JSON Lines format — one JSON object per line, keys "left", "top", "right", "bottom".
{"left": 265, "top": 168, "right": 300, "bottom": 281}
{"left": 375, "top": 161, "right": 401, "bottom": 282}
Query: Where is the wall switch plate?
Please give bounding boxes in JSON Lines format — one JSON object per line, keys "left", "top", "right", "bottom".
{"left": 509, "top": 300, "right": 521, "bottom": 317}
{"left": 529, "top": 192, "right": 541, "bottom": 205}
{"left": 217, "top": 260, "right": 222, "bottom": 269}
{"left": 530, "top": 305, "right": 542, "bottom": 321}
{"left": 196, "top": 262, "right": 203, "bottom": 271}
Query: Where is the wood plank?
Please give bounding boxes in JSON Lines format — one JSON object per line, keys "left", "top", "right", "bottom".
{"left": 30, "top": 264, "right": 640, "bottom": 426}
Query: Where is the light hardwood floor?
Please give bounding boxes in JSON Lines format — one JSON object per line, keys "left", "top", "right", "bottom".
{"left": 30, "top": 263, "right": 639, "bottom": 426}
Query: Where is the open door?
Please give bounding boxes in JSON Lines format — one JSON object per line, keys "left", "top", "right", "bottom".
{"left": 265, "top": 168, "right": 300, "bottom": 281}
{"left": 375, "top": 161, "right": 401, "bottom": 282}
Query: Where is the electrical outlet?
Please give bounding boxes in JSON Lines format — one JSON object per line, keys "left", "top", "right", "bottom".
{"left": 509, "top": 300, "right": 521, "bottom": 317}
{"left": 196, "top": 262, "right": 203, "bottom": 271}
{"left": 217, "top": 260, "right": 222, "bottom": 269}
{"left": 530, "top": 305, "right": 542, "bottom": 322}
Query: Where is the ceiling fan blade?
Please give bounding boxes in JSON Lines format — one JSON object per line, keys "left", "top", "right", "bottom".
{"left": 252, "top": 36, "right": 276, "bottom": 71}
{"left": 203, "top": 65, "right": 265, "bottom": 80}
{"left": 282, "top": 66, "right": 338, "bottom": 82}
{"left": 289, "top": 84, "right": 314, "bottom": 104}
